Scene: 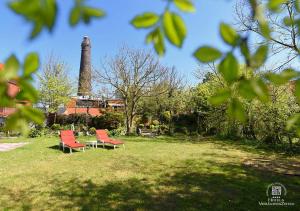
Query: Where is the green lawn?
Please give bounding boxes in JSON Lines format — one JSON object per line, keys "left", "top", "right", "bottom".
{"left": 0, "top": 135, "right": 299, "bottom": 210}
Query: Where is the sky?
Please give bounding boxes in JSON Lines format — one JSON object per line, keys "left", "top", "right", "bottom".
{"left": 0, "top": 0, "right": 236, "bottom": 85}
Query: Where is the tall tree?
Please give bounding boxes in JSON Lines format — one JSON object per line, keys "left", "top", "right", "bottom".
{"left": 38, "top": 56, "right": 74, "bottom": 122}
{"left": 94, "top": 47, "right": 169, "bottom": 134}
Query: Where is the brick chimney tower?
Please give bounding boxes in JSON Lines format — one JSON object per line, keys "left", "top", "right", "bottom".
{"left": 78, "top": 36, "right": 92, "bottom": 96}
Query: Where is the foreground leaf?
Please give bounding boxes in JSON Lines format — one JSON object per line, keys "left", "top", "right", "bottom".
{"left": 24, "top": 53, "right": 39, "bottom": 77}
{"left": 174, "top": 0, "right": 196, "bottom": 13}
{"left": 227, "top": 98, "right": 246, "bottom": 122}
{"left": 251, "top": 45, "right": 268, "bottom": 69}
{"left": 209, "top": 89, "right": 231, "bottom": 105}
{"left": 193, "top": 46, "right": 222, "bottom": 63}
{"left": 163, "top": 11, "right": 186, "bottom": 47}
{"left": 220, "top": 23, "right": 239, "bottom": 46}
{"left": 131, "top": 12, "right": 159, "bottom": 28}
{"left": 218, "top": 53, "right": 239, "bottom": 84}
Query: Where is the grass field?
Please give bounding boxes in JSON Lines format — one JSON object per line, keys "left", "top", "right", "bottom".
{"left": 0, "top": 135, "right": 299, "bottom": 210}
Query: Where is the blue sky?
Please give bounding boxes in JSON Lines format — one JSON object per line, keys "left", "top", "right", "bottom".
{"left": 0, "top": 0, "right": 236, "bottom": 84}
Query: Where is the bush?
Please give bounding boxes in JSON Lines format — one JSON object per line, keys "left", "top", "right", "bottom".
{"left": 109, "top": 127, "right": 126, "bottom": 136}
{"left": 138, "top": 124, "right": 144, "bottom": 128}
{"left": 51, "top": 124, "right": 61, "bottom": 130}
{"left": 89, "top": 127, "right": 96, "bottom": 135}
{"left": 152, "top": 120, "right": 159, "bottom": 126}
{"left": 159, "top": 124, "right": 169, "bottom": 134}
{"left": 92, "top": 112, "right": 124, "bottom": 130}
{"left": 28, "top": 127, "right": 43, "bottom": 138}
{"left": 161, "top": 111, "right": 171, "bottom": 123}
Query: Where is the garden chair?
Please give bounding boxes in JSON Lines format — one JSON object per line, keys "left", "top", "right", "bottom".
{"left": 96, "top": 130, "right": 125, "bottom": 149}
{"left": 59, "top": 130, "right": 85, "bottom": 153}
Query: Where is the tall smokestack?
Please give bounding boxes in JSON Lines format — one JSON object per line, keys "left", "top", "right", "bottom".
{"left": 78, "top": 36, "right": 92, "bottom": 96}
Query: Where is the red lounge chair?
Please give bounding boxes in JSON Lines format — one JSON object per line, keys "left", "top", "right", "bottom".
{"left": 96, "top": 130, "right": 125, "bottom": 149}
{"left": 59, "top": 130, "right": 85, "bottom": 153}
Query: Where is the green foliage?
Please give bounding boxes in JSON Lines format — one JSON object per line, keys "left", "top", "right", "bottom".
{"left": 88, "top": 127, "right": 96, "bottom": 135}
{"left": 220, "top": 23, "right": 240, "bottom": 46}
{"left": 38, "top": 57, "right": 74, "bottom": 114}
{"left": 8, "top": 0, "right": 57, "bottom": 39}
{"left": 174, "top": 0, "right": 195, "bottom": 13}
{"left": 218, "top": 53, "right": 239, "bottom": 84}
{"left": 163, "top": 11, "right": 186, "bottom": 47}
{"left": 1, "top": 53, "right": 44, "bottom": 134}
{"left": 131, "top": 12, "right": 159, "bottom": 28}
{"left": 193, "top": 46, "right": 222, "bottom": 63}
{"left": 91, "top": 112, "right": 124, "bottom": 130}
{"left": 28, "top": 126, "right": 43, "bottom": 138}
{"left": 152, "top": 120, "right": 160, "bottom": 126}
{"left": 69, "top": 0, "right": 105, "bottom": 26}
{"left": 3, "top": 0, "right": 300, "bottom": 138}
{"left": 51, "top": 123, "right": 61, "bottom": 130}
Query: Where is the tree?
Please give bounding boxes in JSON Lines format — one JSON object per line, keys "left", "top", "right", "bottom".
{"left": 38, "top": 56, "right": 74, "bottom": 123}
{"left": 94, "top": 47, "right": 169, "bottom": 134}
{"left": 235, "top": 0, "right": 299, "bottom": 72}
{"left": 3, "top": 0, "right": 300, "bottom": 135}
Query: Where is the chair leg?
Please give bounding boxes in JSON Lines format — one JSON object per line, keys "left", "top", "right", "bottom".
{"left": 114, "top": 145, "right": 116, "bottom": 149}
{"left": 70, "top": 148, "right": 72, "bottom": 154}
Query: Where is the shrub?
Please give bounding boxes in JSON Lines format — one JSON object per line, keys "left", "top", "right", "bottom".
{"left": 138, "top": 124, "right": 144, "bottom": 128}
{"left": 152, "top": 120, "right": 160, "bottom": 126}
{"left": 159, "top": 124, "right": 169, "bottom": 134}
{"left": 28, "top": 127, "right": 43, "bottom": 138}
{"left": 51, "top": 124, "right": 61, "bottom": 130}
{"left": 92, "top": 112, "right": 124, "bottom": 130}
{"left": 89, "top": 127, "right": 96, "bottom": 135}
{"left": 161, "top": 111, "right": 171, "bottom": 123}
{"left": 109, "top": 127, "right": 126, "bottom": 136}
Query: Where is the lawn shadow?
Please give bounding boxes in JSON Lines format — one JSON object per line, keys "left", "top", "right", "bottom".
{"left": 1, "top": 159, "right": 299, "bottom": 210}
{"left": 48, "top": 145, "right": 83, "bottom": 154}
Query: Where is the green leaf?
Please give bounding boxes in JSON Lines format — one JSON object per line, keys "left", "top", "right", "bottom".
{"left": 5, "top": 114, "right": 29, "bottom": 135}
{"left": 220, "top": 23, "right": 239, "bottom": 46}
{"left": 218, "top": 53, "right": 239, "bottom": 84}
{"left": 295, "top": 79, "right": 300, "bottom": 102}
{"left": 286, "top": 113, "right": 300, "bottom": 130}
{"left": 258, "top": 21, "right": 271, "bottom": 39}
{"left": 265, "top": 69, "right": 299, "bottom": 85}
{"left": 238, "top": 79, "right": 257, "bottom": 100}
{"left": 21, "top": 107, "right": 44, "bottom": 125}
{"left": 146, "top": 28, "right": 165, "bottom": 56}
{"left": 251, "top": 45, "right": 268, "bottom": 69}
{"left": 24, "top": 53, "right": 39, "bottom": 77}
{"left": 43, "top": 0, "right": 57, "bottom": 30}
{"left": 227, "top": 98, "right": 246, "bottom": 122}
{"left": 240, "top": 39, "right": 251, "bottom": 65}
{"left": 283, "top": 16, "right": 293, "bottom": 26}
{"left": 17, "top": 80, "right": 39, "bottom": 102}
{"left": 193, "top": 46, "right": 222, "bottom": 63}
{"left": 69, "top": 6, "right": 81, "bottom": 26}
{"left": 268, "top": 0, "right": 288, "bottom": 11}
{"left": 8, "top": 0, "right": 58, "bottom": 39}
{"left": 131, "top": 12, "right": 159, "bottom": 28}
{"left": 251, "top": 78, "right": 269, "bottom": 102}
{"left": 174, "top": 0, "right": 196, "bottom": 13}
{"left": 208, "top": 89, "right": 231, "bottom": 105}
{"left": 163, "top": 11, "right": 187, "bottom": 47}
{"left": 295, "top": 0, "right": 300, "bottom": 12}
{"left": 83, "top": 7, "right": 105, "bottom": 18}
{"left": 5, "top": 54, "right": 20, "bottom": 75}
